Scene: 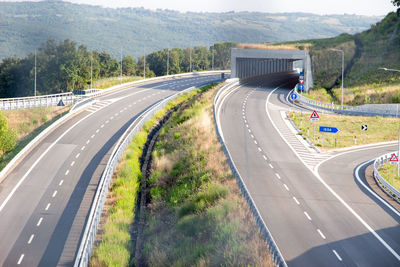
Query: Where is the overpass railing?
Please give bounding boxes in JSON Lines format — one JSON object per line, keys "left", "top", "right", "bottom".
{"left": 373, "top": 152, "right": 400, "bottom": 203}
{"left": 294, "top": 85, "right": 400, "bottom": 117}
{"left": 213, "top": 80, "right": 287, "bottom": 267}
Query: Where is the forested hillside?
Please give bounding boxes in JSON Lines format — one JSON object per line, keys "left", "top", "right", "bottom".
{"left": 280, "top": 12, "right": 400, "bottom": 88}
{"left": 0, "top": 1, "right": 381, "bottom": 60}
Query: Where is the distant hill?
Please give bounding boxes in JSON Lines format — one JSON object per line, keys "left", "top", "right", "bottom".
{"left": 0, "top": 1, "right": 382, "bottom": 60}
{"left": 281, "top": 12, "right": 400, "bottom": 88}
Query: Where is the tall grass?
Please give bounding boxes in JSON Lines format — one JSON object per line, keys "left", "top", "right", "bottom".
{"left": 89, "top": 84, "right": 215, "bottom": 266}
{"left": 142, "top": 84, "right": 273, "bottom": 266}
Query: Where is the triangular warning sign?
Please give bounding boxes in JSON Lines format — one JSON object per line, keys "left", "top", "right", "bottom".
{"left": 390, "top": 153, "right": 399, "bottom": 162}
{"left": 310, "top": 110, "right": 319, "bottom": 119}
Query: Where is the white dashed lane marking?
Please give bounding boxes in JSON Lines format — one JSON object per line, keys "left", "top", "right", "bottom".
{"left": 28, "top": 234, "right": 34, "bottom": 244}
{"left": 317, "top": 229, "right": 326, "bottom": 239}
{"left": 293, "top": 197, "right": 300, "bottom": 205}
{"left": 333, "top": 250, "right": 343, "bottom": 261}
{"left": 17, "top": 254, "right": 24, "bottom": 265}
{"left": 59, "top": 180, "right": 64, "bottom": 186}
{"left": 37, "top": 217, "right": 43, "bottom": 226}
{"left": 304, "top": 211, "right": 312, "bottom": 221}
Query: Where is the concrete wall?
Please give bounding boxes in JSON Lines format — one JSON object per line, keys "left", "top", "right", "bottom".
{"left": 231, "top": 48, "right": 313, "bottom": 91}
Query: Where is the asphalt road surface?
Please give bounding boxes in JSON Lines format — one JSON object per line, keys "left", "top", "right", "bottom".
{"left": 218, "top": 72, "right": 400, "bottom": 266}
{"left": 0, "top": 74, "right": 221, "bottom": 267}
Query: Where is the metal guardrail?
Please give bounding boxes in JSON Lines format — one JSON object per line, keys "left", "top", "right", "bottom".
{"left": 73, "top": 86, "right": 197, "bottom": 267}
{"left": 373, "top": 152, "right": 400, "bottom": 202}
{"left": 294, "top": 85, "right": 400, "bottom": 118}
{"left": 213, "top": 81, "right": 287, "bottom": 267}
{"left": 0, "top": 71, "right": 230, "bottom": 111}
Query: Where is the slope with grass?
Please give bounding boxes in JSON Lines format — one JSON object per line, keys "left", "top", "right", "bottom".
{"left": 0, "top": 106, "right": 69, "bottom": 170}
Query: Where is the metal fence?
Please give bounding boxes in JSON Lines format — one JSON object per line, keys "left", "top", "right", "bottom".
{"left": 373, "top": 152, "right": 400, "bottom": 202}
{"left": 73, "top": 86, "right": 197, "bottom": 267}
{"left": 294, "top": 85, "right": 400, "bottom": 118}
{"left": 213, "top": 81, "right": 287, "bottom": 267}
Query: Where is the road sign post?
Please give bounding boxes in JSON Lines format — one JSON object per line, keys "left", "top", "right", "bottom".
{"left": 310, "top": 110, "right": 320, "bottom": 143}
{"left": 389, "top": 153, "right": 399, "bottom": 185}
{"left": 319, "top": 126, "right": 340, "bottom": 148}
{"left": 290, "top": 93, "right": 297, "bottom": 118}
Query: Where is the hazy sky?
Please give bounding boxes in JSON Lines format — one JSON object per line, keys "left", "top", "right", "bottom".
{"left": 1, "top": 0, "right": 396, "bottom": 16}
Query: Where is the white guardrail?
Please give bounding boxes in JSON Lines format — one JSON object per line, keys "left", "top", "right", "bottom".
{"left": 294, "top": 85, "right": 400, "bottom": 118}
{"left": 213, "top": 80, "right": 287, "bottom": 267}
{"left": 373, "top": 152, "right": 400, "bottom": 202}
{"left": 0, "top": 70, "right": 230, "bottom": 111}
{"left": 74, "top": 86, "right": 198, "bottom": 266}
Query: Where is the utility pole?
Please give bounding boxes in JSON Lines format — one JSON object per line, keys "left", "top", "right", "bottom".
{"left": 330, "top": 49, "right": 344, "bottom": 109}
{"left": 167, "top": 48, "right": 169, "bottom": 76}
{"left": 90, "top": 51, "right": 93, "bottom": 89}
{"left": 143, "top": 47, "right": 146, "bottom": 79}
{"left": 120, "top": 48, "right": 123, "bottom": 85}
{"left": 212, "top": 48, "right": 214, "bottom": 71}
{"left": 189, "top": 47, "right": 192, "bottom": 73}
{"left": 34, "top": 49, "right": 37, "bottom": 97}
{"left": 380, "top": 67, "right": 400, "bottom": 175}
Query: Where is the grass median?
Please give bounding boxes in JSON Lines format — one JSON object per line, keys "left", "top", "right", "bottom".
{"left": 90, "top": 83, "right": 273, "bottom": 266}
{"left": 289, "top": 111, "right": 399, "bottom": 150}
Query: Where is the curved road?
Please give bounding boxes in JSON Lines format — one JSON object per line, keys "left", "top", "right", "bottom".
{"left": 0, "top": 74, "right": 222, "bottom": 266}
{"left": 218, "top": 73, "right": 400, "bottom": 266}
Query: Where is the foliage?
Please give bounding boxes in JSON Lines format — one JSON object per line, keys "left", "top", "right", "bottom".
{"left": 0, "top": 39, "right": 234, "bottom": 97}
{"left": 0, "top": 112, "right": 16, "bottom": 154}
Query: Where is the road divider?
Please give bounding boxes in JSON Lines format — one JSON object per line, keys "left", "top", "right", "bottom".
{"left": 373, "top": 152, "right": 400, "bottom": 203}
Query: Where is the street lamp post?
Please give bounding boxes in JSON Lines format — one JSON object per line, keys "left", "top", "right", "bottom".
{"left": 167, "top": 48, "right": 169, "bottom": 76}
{"left": 330, "top": 49, "right": 344, "bottom": 109}
{"left": 380, "top": 67, "right": 400, "bottom": 175}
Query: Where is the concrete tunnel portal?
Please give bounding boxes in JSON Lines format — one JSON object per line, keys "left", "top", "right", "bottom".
{"left": 231, "top": 48, "right": 313, "bottom": 92}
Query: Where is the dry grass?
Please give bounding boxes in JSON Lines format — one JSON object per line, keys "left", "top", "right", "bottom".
{"left": 237, "top": 43, "right": 301, "bottom": 50}
{"left": 4, "top": 106, "right": 69, "bottom": 140}
{"left": 93, "top": 76, "right": 143, "bottom": 89}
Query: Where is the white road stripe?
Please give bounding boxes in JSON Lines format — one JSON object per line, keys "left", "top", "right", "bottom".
{"left": 332, "top": 250, "right": 343, "bottom": 261}
{"left": 86, "top": 140, "right": 90, "bottom": 144}
{"left": 254, "top": 140, "right": 257, "bottom": 145}
{"left": 45, "top": 203, "right": 50, "bottom": 211}
{"left": 304, "top": 211, "right": 312, "bottom": 221}
{"left": 275, "top": 173, "right": 281, "bottom": 179}
{"left": 91, "top": 134, "right": 95, "bottom": 138}
{"left": 263, "top": 155, "right": 267, "bottom": 160}
{"left": 65, "top": 170, "right": 69, "bottom": 175}
{"left": 96, "top": 129, "right": 99, "bottom": 133}
{"left": 28, "top": 234, "right": 34, "bottom": 244}
{"left": 52, "top": 190, "right": 57, "bottom": 198}
{"left": 269, "top": 163, "right": 274, "bottom": 169}
{"left": 17, "top": 254, "right": 24, "bottom": 265}
{"left": 258, "top": 147, "right": 262, "bottom": 152}
{"left": 59, "top": 180, "right": 64, "bottom": 186}
{"left": 284, "top": 184, "right": 290, "bottom": 191}
{"left": 317, "top": 229, "right": 326, "bottom": 239}
{"left": 37, "top": 217, "right": 43, "bottom": 226}
{"left": 100, "top": 124, "right": 104, "bottom": 128}
{"left": 81, "top": 146, "right": 85, "bottom": 151}
{"left": 251, "top": 134, "right": 254, "bottom": 138}
{"left": 76, "top": 153, "right": 80, "bottom": 158}
{"left": 70, "top": 161, "right": 75, "bottom": 167}
{"left": 293, "top": 197, "right": 300, "bottom": 205}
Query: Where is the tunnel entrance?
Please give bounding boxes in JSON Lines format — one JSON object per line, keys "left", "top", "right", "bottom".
{"left": 231, "top": 48, "right": 313, "bottom": 92}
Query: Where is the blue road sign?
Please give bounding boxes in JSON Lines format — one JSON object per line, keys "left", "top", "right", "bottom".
{"left": 290, "top": 93, "right": 297, "bottom": 100}
{"left": 319, "top": 126, "right": 340, "bottom": 133}
{"left": 298, "top": 84, "right": 304, "bottom": 91}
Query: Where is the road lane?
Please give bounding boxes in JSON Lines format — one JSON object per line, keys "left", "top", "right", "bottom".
{"left": 218, "top": 73, "right": 400, "bottom": 266}
{"left": 0, "top": 74, "right": 221, "bottom": 266}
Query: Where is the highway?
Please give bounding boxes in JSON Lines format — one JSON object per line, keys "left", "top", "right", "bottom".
{"left": 0, "top": 74, "right": 222, "bottom": 267}
{"left": 217, "top": 72, "right": 400, "bottom": 266}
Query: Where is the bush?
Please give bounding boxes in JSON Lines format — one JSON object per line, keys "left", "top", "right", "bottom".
{"left": 0, "top": 112, "right": 16, "bottom": 154}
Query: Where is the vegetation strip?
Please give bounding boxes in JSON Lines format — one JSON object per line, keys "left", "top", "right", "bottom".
{"left": 90, "top": 83, "right": 273, "bottom": 266}
{"left": 290, "top": 112, "right": 398, "bottom": 150}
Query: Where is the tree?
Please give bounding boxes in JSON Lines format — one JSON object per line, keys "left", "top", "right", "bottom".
{"left": 393, "top": 0, "right": 400, "bottom": 15}
{"left": 122, "top": 56, "right": 136, "bottom": 76}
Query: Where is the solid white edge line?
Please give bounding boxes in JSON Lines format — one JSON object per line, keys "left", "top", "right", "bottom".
{"left": 266, "top": 86, "right": 400, "bottom": 261}
{"left": 17, "top": 254, "right": 24, "bottom": 265}
{"left": 333, "top": 250, "right": 343, "bottom": 261}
